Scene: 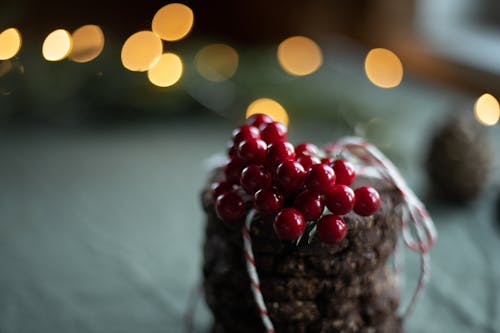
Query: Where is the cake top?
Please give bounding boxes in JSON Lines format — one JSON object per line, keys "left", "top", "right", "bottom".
{"left": 210, "top": 114, "right": 382, "bottom": 245}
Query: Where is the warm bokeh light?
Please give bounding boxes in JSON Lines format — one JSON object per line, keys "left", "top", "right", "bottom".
{"left": 0, "top": 28, "right": 22, "bottom": 60}
{"left": 246, "top": 98, "right": 289, "bottom": 127}
{"left": 42, "top": 29, "right": 72, "bottom": 61}
{"left": 121, "top": 31, "right": 162, "bottom": 72}
{"left": 364, "top": 48, "right": 403, "bottom": 88}
{"left": 474, "top": 93, "right": 500, "bottom": 126}
{"left": 147, "top": 53, "right": 183, "bottom": 87}
{"left": 152, "top": 3, "right": 194, "bottom": 41}
{"left": 195, "top": 44, "right": 238, "bottom": 82}
{"left": 69, "top": 25, "right": 105, "bottom": 63}
{"left": 277, "top": 36, "right": 322, "bottom": 76}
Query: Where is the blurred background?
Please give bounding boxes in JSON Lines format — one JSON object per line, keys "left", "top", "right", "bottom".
{"left": 0, "top": 0, "right": 500, "bottom": 332}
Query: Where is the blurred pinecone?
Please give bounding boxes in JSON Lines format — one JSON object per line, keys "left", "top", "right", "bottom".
{"left": 426, "top": 114, "right": 493, "bottom": 203}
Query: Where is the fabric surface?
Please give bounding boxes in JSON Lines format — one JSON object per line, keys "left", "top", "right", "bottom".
{"left": 0, "top": 117, "right": 498, "bottom": 333}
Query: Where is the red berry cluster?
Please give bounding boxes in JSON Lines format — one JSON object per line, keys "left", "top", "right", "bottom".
{"left": 212, "top": 114, "right": 381, "bottom": 244}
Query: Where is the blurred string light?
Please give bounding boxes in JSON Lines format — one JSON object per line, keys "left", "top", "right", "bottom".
{"left": 0, "top": 28, "right": 22, "bottom": 60}
{"left": 474, "top": 93, "right": 500, "bottom": 126}
{"left": 364, "top": 48, "right": 403, "bottom": 88}
{"left": 69, "top": 25, "right": 104, "bottom": 63}
{"left": 195, "top": 44, "right": 238, "bottom": 82}
{"left": 42, "top": 29, "right": 72, "bottom": 61}
{"left": 246, "top": 98, "right": 289, "bottom": 126}
{"left": 121, "top": 30, "right": 162, "bottom": 71}
{"left": 277, "top": 36, "right": 322, "bottom": 76}
{"left": 147, "top": 52, "right": 183, "bottom": 87}
{"left": 152, "top": 3, "right": 194, "bottom": 41}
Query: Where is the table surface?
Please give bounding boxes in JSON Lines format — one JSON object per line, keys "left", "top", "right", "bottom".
{"left": 0, "top": 114, "right": 499, "bottom": 333}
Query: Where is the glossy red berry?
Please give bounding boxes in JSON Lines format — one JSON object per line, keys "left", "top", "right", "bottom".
{"left": 210, "top": 181, "right": 233, "bottom": 200}
{"left": 295, "top": 142, "right": 319, "bottom": 157}
{"left": 240, "top": 165, "right": 272, "bottom": 194}
{"left": 273, "top": 208, "right": 305, "bottom": 241}
{"left": 227, "top": 144, "right": 237, "bottom": 158}
{"left": 353, "top": 186, "right": 380, "bottom": 216}
{"left": 215, "top": 190, "right": 246, "bottom": 222}
{"left": 334, "top": 160, "right": 356, "bottom": 186}
{"left": 305, "top": 164, "right": 336, "bottom": 194}
{"left": 317, "top": 214, "right": 347, "bottom": 243}
{"left": 232, "top": 125, "right": 260, "bottom": 144}
{"left": 275, "top": 160, "right": 306, "bottom": 193}
{"left": 260, "top": 122, "right": 287, "bottom": 144}
{"left": 297, "top": 155, "right": 321, "bottom": 171}
{"left": 254, "top": 187, "right": 284, "bottom": 215}
{"left": 237, "top": 139, "right": 267, "bottom": 164}
{"left": 224, "top": 158, "right": 246, "bottom": 184}
{"left": 325, "top": 184, "right": 355, "bottom": 215}
{"left": 266, "top": 141, "right": 295, "bottom": 169}
{"left": 321, "top": 157, "right": 335, "bottom": 166}
{"left": 246, "top": 114, "right": 273, "bottom": 128}
{"left": 294, "top": 190, "right": 325, "bottom": 221}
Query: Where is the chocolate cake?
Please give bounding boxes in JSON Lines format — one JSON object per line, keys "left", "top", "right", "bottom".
{"left": 202, "top": 168, "right": 403, "bottom": 333}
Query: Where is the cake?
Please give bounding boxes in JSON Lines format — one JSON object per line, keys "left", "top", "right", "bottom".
{"left": 200, "top": 114, "right": 434, "bottom": 333}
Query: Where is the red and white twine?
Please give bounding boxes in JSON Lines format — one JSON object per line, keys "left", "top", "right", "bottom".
{"left": 326, "top": 136, "right": 437, "bottom": 318}
{"left": 241, "top": 136, "right": 437, "bottom": 331}
{"left": 243, "top": 208, "right": 275, "bottom": 333}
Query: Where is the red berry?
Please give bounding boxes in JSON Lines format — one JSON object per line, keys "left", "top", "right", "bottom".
{"left": 215, "top": 190, "right": 246, "bottom": 222}
{"left": 227, "top": 144, "right": 237, "bottom": 158}
{"left": 246, "top": 114, "right": 273, "bottom": 128}
{"left": 297, "top": 155, "right": 321, "bottom": 171}
{"left": 273, "top": 208, "right": 305, "bottom": 241}
{"left": 321, "top": 157, "right": 335, "bottom": 166}
{"left": 254, "top": 187, "right": 284, "bottom": 215}
{"left": 210, "top": 181, "right": 233, "bottom": 200}
{"left": 224, "top": 158, "right": 246, "bottom": 184}
{"left": 295, "top": 142, "right": 319, "bottom": 157}
{"left": 317, "top": 214, "right": 347, "bottom": 243}
{"left": 260, "top": 122, "right": 287, "bottom": 144}
{"left": 237, "top": 139, "right": 267, "bottom": 164}
{"left": 334, "top": 160, "right": 356, "bottom": 186}
{"left": 275, "top": 160, "right": 306, "bottom": 193}
{"left": 325, "top": 184, "right": 355, "bottom": 215}
{"left": 294, "top": 190, "right": 324, "bottom": 221}
{"left": 232, "top": 125, "right": 260, "bottom": 144}
{"left": 353, "top": 186, "right": 380, "bottom": 216}
{"left": 240, "top": 165, "right": 272, "bottom": 194}
{"left": 266, "top": 141, "right": 295, "bottom": 169}
{"left": 305, "top": 164, "right": 336, "bottom": 194}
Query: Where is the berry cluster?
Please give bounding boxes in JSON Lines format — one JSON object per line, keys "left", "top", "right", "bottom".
{"left": 212, "top": 114, "right": 381, "bottom": 244}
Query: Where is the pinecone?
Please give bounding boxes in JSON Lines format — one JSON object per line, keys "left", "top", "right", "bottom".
{"left": 426, "top": 114, "right": 493, "bottom": 202}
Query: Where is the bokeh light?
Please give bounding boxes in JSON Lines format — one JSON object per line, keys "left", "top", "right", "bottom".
{"left": 147, "top": 53, "right": 183, "bottom": 87}
{"left": 0, "top": 28, "right": 22, "bottom": 60}
{"left": 474, "top": 93, "right": 500, "bottom": 126}
{"left": 195, "top": 44, "right": 238, "bottom": 82}
{"left": 121, "top": 31, "right": 162, "bottom": 72}
{"left": 42, "top": 29, "right": 72, "bottom": 61}
{"left": 246, "top": 98, "right": 289, "bottom": 127}
{"left": 277, "top": 36, "right": 322, "bottom": 76}
{"left": 364, "top": 48, "right": 403, "bottom": 88}
{"left": 152, "top": 3, "right": 194, "bottom": 41}
{"left": 69, "top": 25, "right": 105, "bottom": 63}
